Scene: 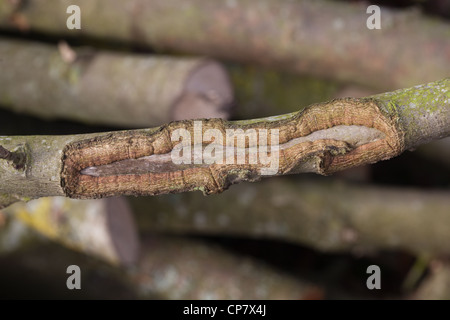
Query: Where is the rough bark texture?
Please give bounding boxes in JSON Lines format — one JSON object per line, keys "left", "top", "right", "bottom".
{"left": 372, "top": 80, "right": 450, "bottom": 148}
{"left": 1, "top": 0, "right": 449, "bottom": 91}
{"left": 1, "top": 196, "right": 139, "bottom": 265}
{"left": 0, "top": 78, "right": 448, "bottom": 208}
{"left": 0, "top": 37, "right": 232, "bottom": 127}
{"left": 131, "top": 178, "right": 450, "bottom": 256}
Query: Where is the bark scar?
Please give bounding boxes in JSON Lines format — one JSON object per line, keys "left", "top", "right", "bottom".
{"left": 61, "top": 98, "right": 405, "bottom": 199}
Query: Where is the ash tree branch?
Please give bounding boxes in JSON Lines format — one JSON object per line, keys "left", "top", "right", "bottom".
{"left": 0, "top": 78, "right": 448, "bottom": 208}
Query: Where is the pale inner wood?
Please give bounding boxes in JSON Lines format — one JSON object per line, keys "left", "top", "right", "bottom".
{"left": 80, "top": 125, "right": 384, "bottom": 177}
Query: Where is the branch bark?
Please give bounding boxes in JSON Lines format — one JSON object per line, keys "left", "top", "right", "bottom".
{"left": 0, "top": 78, "right": 448, "bottom": 208}
{"left": 0, "top": 37, "right": 232, "bottom": 127}
{"left": 1, "top": 0, "right": 449, "bottom": 90}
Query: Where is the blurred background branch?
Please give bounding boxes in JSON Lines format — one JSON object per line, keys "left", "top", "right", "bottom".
{"left": 0, "top": 37, "right": 232, "bottom": 127}
{"left": 131, "top": 178, "right": 450, "bottom": 257}
{"left": 1, "top": 0, "right": 449, "bottom": 91}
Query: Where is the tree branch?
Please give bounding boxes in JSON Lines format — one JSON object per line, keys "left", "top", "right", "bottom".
{"left": 0, "top": 37, "right": 232, "bottom": 127}
{"left": 132, "top": 178, "right": 450, "bottom": 256}
{"left": 0, "top": 78, "right": 448, "bottom": 208}
{"left": 1, "top": 0, "right": 449, "bottom": 90}
{"left": 0, "top": 145, "right": 26, "bottom": 170}
{"left": 1, "top": 196, "right": 139, "bottom": 265}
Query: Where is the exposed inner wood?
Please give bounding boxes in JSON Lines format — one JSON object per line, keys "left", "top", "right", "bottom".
{"left": 62, "top": 98, "right": 404, "bottom": 198}
{"left": 80, "top": 125, "right": 384, "bottom": 177}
